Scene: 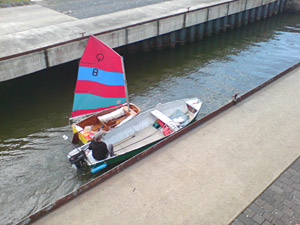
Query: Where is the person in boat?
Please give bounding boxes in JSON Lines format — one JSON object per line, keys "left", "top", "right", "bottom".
{"left": 89, "top": 131, "right": 114, "bottom": 160}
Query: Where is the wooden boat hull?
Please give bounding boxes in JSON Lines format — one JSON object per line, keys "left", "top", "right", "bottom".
{"left": 71, "top": 103, "right": 141, "bottom": 144}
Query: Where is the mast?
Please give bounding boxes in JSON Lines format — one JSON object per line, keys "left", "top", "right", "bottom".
{"left": 121, "top": 56, "right": 130, "bottom": 110}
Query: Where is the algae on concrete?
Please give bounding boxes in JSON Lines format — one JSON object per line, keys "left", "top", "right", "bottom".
{"left": 0, "top": 0, "right": 32, "bottom": 8}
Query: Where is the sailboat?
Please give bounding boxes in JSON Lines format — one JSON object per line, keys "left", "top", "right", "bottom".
{"left": 67, "top": 97, "right": 202, "bottom": 173}
{"left": 70, "top": 35, "right": 140, "bottom": 144}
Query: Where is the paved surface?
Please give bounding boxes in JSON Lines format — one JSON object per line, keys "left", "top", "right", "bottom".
{"left": 231, "top": 157, "right": 300, "bottom": 225}
{"left": 0, "top": 0, "right": 233, "bottom": 82}
{"left": 0, "top": 5, "right": 79, "bottom": 56}
{"left": 0, "top": 0, "right": 228, "bottom": 57}
{"left": 0, "top": 4, "right": 78, "bottom": 36}
{"left": 32, "top": 65, "right": 300, "bottom": 225}
{"left": 34, "top": 0, "right": 172, "bottom": 19}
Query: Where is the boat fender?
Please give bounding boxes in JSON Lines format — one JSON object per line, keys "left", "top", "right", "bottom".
{"left": 91, "top": 163, "right": 108, "bottom": 173}
{"left": 98, "top": 108, "right": 125, "bottom": 123}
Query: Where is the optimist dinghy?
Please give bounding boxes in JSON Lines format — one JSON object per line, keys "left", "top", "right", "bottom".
{"left": 70, "top": 35, "right": 140, "bottom": 144}
{"left": 68, "top": 97, "right": 202, "bottom": 173}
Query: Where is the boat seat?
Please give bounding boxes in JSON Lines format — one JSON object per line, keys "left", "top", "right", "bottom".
{"left": 123, "top": 105, "right": 137, "bottom": 116}
{"left": 151, "top": 110, "right": 179, "bottom": 132}
{"left": 129, "top": 110, "right": 137, "bottom": 116}
{"left": 122, "top": 106, "right": 129, "bottom": 112}
{"left": 151, "top": 110, "right": 173, "bottom": 124}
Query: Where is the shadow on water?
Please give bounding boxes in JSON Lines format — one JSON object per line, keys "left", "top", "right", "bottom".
{"left": 0, "top": 61, "right": 78, "bottom": 142}
{"left": 0, "top": 12, "right": 299, "bottom": 225}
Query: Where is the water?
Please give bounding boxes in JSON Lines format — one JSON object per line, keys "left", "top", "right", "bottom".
{"left": 0, "top": 13, "right": 300, "bottom": 225}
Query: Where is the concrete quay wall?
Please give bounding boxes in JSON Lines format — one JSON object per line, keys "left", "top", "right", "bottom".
{"left": 287, "top": 0, "right": 300, "bottom": 10}
{"left": 0, "top": 0, "right": 288, "bottom": 82}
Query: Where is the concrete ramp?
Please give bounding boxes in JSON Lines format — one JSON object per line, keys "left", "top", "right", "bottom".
{"left": 29, "top": 65, "right": 300, "bottom": 225}
{"left": 0, "top": 5, "right": 78, "bottom": 36}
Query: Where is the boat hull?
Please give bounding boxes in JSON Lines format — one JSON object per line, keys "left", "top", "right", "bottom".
{"left": 68, "top": 97, "right": 202, "bottom": 174}
{"left": 88, "top": 113, "right": 200, "bottom": 171}
{"left": 72, "top": 103, "right": 140, "bottom": 144}
{"left": 88, "top": 141, "right": 159, "bottom": 171}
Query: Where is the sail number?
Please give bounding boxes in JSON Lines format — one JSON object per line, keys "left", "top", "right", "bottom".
{"left": 92, "top": 68, "right": 99, "bottom": 76}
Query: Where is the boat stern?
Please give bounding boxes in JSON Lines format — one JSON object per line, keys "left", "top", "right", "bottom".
{"left": 72, "top": 124, "right": 90, "bottom": 144}
{"left": 67, "top": 147, "right": 87, "bottom": 169}
{"left": 186, "top": 98, "right": 202, "bottom": 115}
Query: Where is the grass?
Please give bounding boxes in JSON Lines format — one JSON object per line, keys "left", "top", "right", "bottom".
{"left": 0, "top": 0, "right": 32, "bottom": 7}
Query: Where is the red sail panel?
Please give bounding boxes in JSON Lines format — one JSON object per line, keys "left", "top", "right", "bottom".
{"left": 75, "top": 80, "right": 126, "bottom": 98}
{"left": 79, "top": 36, "right": 123, "bottom": 73}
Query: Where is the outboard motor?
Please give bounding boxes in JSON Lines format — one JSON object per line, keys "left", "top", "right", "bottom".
{"left": 68, "top": 150, "right": 86, "bottom": 169}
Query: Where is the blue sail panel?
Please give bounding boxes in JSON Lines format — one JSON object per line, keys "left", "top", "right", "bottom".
{"left": 77, "top": 66, "right": 125, "bottom": 86}
{"left": 72, "top": 93, "right": 126, "bottom": 112}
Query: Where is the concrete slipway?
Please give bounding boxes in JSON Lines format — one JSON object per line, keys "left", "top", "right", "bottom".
{"left": 24, "top": 63, "right": 300, "bottom": 225}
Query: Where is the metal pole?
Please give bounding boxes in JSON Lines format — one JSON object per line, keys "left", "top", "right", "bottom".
{"left": 121, "top": 56, "right": 130, "bottom": 111}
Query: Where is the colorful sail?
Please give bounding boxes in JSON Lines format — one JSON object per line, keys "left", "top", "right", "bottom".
{"left": 72, "top": 36, "right": 126, "bottom": 117}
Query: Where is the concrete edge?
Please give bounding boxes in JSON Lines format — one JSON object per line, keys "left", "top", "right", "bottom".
{"left": 17, "top": 61, "right": 300, "bottom": 225}
{"left": 0, "top": 0, "right": 225, "bottom": 61}
{"left": 0, "top": 0, "right": 282, "bottom": 62}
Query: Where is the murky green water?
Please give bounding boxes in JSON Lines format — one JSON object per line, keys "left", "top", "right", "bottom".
{"left": 0, "top": 13, "right": 300, "bottom": 225}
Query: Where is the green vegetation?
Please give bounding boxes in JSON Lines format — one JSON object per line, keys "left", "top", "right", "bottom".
{"left": 0, "top": 0, "right": 32, "bottom": 7}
